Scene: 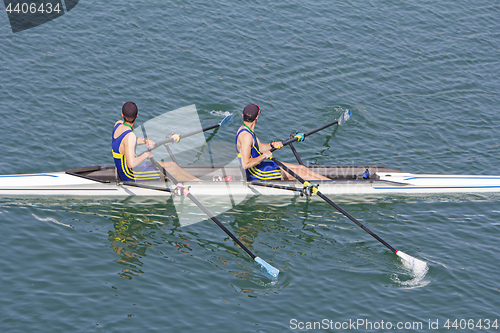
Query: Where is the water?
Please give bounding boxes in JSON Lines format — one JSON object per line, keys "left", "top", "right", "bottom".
{"left": 1, "top": 0, "right": 499, "bottom": 331}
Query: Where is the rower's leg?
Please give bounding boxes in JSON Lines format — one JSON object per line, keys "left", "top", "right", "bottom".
{"left": 281, "top": 162, "right": 330, "bottom": 181}
{"left": 159, "top": 161, "right": 201, "bottom": 181}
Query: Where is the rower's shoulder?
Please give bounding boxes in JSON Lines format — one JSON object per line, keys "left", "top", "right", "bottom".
{"left": 236, "top": 127, "right": 252, "bottom": 138}
{"left": 237, "top": 126, "right": 253, "bottom": 136}
{"left": 113, "top": 121, "right": 135, "bottom": 140}
{"left": 236, "top": 129, "right": 255, "bottom": 148}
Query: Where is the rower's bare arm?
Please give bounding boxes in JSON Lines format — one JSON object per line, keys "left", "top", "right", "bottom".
{"left": 124, "top": 133, "right": 152, "bottom": 169}
{"left": 257, "top": 138, "right": 271, "bottom": 152}
{"left": 239, "top": 132, "right": 270, "bottom": 169}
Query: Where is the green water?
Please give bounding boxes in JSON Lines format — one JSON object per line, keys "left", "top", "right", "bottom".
{"left": 1, "top": 0, "right": 499, "bottom": 332}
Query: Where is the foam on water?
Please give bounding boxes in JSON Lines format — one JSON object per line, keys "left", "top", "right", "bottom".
{"left": 393, "top": 251, "right": 429, "bottom": 288}
{"left": 32, "top": 213, "right": 73, "bottom": 228}
{"left": 210, "top": 110, "right": 233, "bottom": 117}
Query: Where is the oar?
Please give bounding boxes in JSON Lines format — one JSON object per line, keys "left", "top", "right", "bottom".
{"left": 287, "top": 132, "right": 304, "bottom": 165}
{"left": 271, "top": 109, "right": 351, "bottom": 152}
{"left": 271, "top": 158, "right": 427, "bottom": 271}
{"left": 149, "top": 157, "right": 279, "bottom": 278}
{"left": 145, "top": 112, "right": 235, "bottom": 152}
{"left": 267, "top": 110, "right": 426, "bottom": 271}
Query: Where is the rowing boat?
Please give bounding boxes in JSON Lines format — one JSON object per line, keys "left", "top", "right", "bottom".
{"left": 1, "top": 164, "right": 499, "bottom": 197}
{"left": 0, "top": 108, "right": 485, "bottom": 278}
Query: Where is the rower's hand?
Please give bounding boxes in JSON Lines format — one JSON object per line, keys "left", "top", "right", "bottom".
{"left": 263, "top": 151, "right": 273, "bottom": 159}
{"left": 144, "top": 151, "right": 154, "bottom": 159}
{"left": 145, "top": 138, "right": 156, "bottom": 149}
{"left": 271, "top": 141, "right": 283, "bottom": 149}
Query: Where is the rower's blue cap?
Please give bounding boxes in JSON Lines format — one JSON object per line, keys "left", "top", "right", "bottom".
{"left": 122, "top": 101, "right": 138, "bottom": 118}
{"left": 243, "top": 104, "right": 260, "bottom": 121}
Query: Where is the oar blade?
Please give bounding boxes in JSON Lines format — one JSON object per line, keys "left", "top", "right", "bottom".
{"left": 219, "top": 112, "right": 235, "bottom": 128}
{"left": 338, "top": 109, "right": 351, "bottom": 126}
{"left": 255, "top": 257, "right": 280, "bottom": 278}
{"left": 396, "top": 251, "right": 428, "bottom": 276}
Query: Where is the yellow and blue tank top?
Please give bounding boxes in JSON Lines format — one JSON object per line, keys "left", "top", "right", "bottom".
{"left": 235, "top": 127, "right": 281, "bottom": 181}
{"left": 111, "top": 123, "right": 161, "bottom": 181}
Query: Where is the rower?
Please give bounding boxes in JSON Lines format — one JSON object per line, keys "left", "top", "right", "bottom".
{"left": 112, "top": 101, "right": 199, "bottom": 182}
{"left": 235, "top": 104, "right": 330, "bottom": 181}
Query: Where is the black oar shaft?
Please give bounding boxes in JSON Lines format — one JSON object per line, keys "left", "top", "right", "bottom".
{"left": 315, "top": 191, "right": 397, "bottom": 253}
{"left": 178, "top": 123, "right": 219, "bottom": 141}
{"left": 149, "top": 157, "right": 257, "bottom": 260}
{"left": 289, "top": 143, "right": 304, "bottom": 165}
{"left": 185, "top": 192, "right": 256, "bottom": 259}
{"left": 271, "top": 119, "right": 339, "bottom": 153}
{"left": 148, "top": 123, "right": 219, "bottom": 152}
{"left": 304, "top": 120, "right": 339, "bottom": 137}
{"left": 271, "top": 157, "right": 397, "bottom": 254}
{"left": 164, "top": 143, "right": 179, "bottom": 164}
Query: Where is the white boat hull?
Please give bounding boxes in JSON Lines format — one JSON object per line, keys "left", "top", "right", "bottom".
{"left": 1, "top": 165, "right": 500, "bottom": 197}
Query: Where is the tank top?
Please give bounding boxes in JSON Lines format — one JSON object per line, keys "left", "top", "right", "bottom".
{"left": 235, "top": 127, "right": 281, "bottom": 181}
{"left": 111, "top": 123, "right": 161, "bottom": 181}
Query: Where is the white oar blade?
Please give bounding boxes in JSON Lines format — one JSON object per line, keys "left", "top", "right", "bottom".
{"left": 338, "top": 109, "right": 351, "bottom": 126}
{"left": 255, "top": 257, "right": 279, "bottom": 279}
{"left": 396, "top": 251, "right": 428, "bottom": 276}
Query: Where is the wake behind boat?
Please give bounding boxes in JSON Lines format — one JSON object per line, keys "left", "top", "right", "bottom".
{"left": 1, "top": 164, "right": 500, "bottom": 197}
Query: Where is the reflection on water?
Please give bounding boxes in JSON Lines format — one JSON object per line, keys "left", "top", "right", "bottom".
{"left": 0, "top": 198, "right": 182, "bottom": 279}
{"left": 105, "top": 198, "right": 194, "bottom": 280}
{"left": 108, "top": 213, "right": 150, "bottom": 279}
{"left": 2, "top": 192, "right": 498, "bottom": 290}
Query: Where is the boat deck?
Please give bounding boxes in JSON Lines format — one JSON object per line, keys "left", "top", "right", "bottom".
{"left": 64, "top": 164, "right": 405, "bottom": 183}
